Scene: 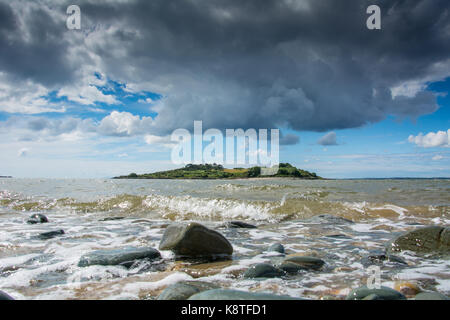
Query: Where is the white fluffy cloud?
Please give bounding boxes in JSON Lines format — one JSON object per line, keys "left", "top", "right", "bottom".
{"left": 408, "top": 129, "right": 450, "bottom": 148}
{"left": 0, "top": 73, "right": 66, "bottom": 114}
{"left": 97, "top": 111, "right": 154, "bottom": 136}
{"left": 1, "top": 111, "right": 157, "bottom": 140}
{"left": 144, "top": 134, "right": 177, "bottom": 149}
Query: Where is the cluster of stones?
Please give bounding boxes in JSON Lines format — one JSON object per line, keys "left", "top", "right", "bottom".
{"left": 3, "top": 216, "right": 448, "bottom": 300}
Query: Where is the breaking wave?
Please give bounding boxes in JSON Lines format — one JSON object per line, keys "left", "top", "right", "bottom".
{"left": 1, "top": 190, "right": 448, "bottom": 223}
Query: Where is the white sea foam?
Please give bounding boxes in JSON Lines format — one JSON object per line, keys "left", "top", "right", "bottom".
{"left": 0, "top": 260, "right": 71, "bottom": 287}
{"left": 121, "top": 272, "right": 193, "bottom": 295}
{"left": 248, "top": 230, "right": 283, "bottom": 241}
{"left": 143, "top": 194, "right": 278, "bottom": 221}
{"left": 371, "top": 204, "right": 408, "bottom": 219}
{"left": 342, "top": 201, "right": 412, "bottom": 221}
{"left": 0, "top": 253, "right": 40, "bottom": 269}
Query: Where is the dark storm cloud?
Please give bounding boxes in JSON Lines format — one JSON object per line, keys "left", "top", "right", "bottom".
{"left": 1, "top": 0, "right": 449, "bottom": 134}
{"left": 0, "top": 1, "right": 75, "bottom": 86}
{"left": 318, "top": 132, "right": 338, "bottom": 146}
{"left": 1, "top": 116, "right": 96, "bottom": 139}
{"left": 280, "top": 133, "right": 300, "bottom": 146}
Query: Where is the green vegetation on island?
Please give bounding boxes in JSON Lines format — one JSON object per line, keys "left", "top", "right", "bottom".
{"left": 113, "top": 163, "right": 320, "bottom": 180}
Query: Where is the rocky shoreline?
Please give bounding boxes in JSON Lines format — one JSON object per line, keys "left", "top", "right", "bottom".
{"left": 1, "top": 214, "right": 448, "bottom": 300}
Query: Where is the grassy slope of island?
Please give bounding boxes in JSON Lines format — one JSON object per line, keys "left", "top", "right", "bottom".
{"left": 113, "top": 163, "right": 320, "bottom": 180}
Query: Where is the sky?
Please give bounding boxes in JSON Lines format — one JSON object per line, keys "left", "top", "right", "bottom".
{"left": 0, "top": 0, "right": 449, "bottom": 179}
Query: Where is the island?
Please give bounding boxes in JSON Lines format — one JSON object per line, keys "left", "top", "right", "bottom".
{"left": 113, "top": 163, "right": 320, "bottom": 180}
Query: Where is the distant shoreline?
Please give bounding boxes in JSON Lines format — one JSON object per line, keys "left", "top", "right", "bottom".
{"left": 1, "top": 176, "right": 449, "bottom": 180}
{"left": 113, "top": 176, "right": 322, "bottom": 180}
{"left": 112, "top": 163, "right": 321, "bottom": 180}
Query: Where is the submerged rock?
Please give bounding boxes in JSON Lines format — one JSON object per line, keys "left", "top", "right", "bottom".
{"left": 414, "top": 292, "right": 449, "bottom": 300}
{"left": 0, "top": 290, "right": 14, "bottom": 300}
{"left": 386, "top": 226, "right": 450, "bottom": 254}
{"left": 27, "top": 213, "right": 48, "bottom": 224}
{"left": 188, "top": 289, "right": 305, "bottom": 300}
{"left": 361, "top": 250, "right": 407, "bottom": 267}
{"left": 159, "top": 223, "right": 233, "bottom": 259}
{"left": 345, "top": 286, "right": 406, "bottom": 300}
{"left": 268, "top": 243, "right": 285, "bottom": 254}
{"left": 99, "top": 217, "right": 125, "bottom": 222}
{"left": 37, "top": 229, "right": 64, "bottom": 240}
{"left": 78, "top": 247, "right": 161, "bottom": 267}
{"left": 362, "top": 293, "right": 383, "bottom": 300}
{"left": 394, "top": 281, "right": 421, "bottom": 296}
{"left": 309, "top": 214, "right": 354, "bottom": 225}
{"left": 281, "top": 255, "right": 325, "bottom": 271}
{"left": 225, "top": 221, "right": 257, "bottom": 229}
{"left": 243, "top": 263, "right": 284, "bottom": 278}
{"left": 279, "top": 262, "right": 305, "bottom": 274}
{"left": 157, "top": 281, "right": 220, "bottom": 300}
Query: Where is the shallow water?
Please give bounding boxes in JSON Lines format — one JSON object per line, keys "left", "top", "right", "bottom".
{"left": 0, "top": 178, "right": 449, "bottom": 300}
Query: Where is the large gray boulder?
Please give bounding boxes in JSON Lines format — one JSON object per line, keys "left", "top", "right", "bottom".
{"left": 345, "top": 286, "right": 406, "bottom": 300}
{"left": 159, "top": 223, "right": 233, "bottom": 259}
{"left": 78, "top": 247, "right": 161, "bottom": 267}
{"left": 188, "top": 289, "right": 305, "bottom": 300}
{"left": 157, "top": 281, "right": 220, "bottom": 300}
{"left": 387, "top": 226, "right": 450, "bottom": 254}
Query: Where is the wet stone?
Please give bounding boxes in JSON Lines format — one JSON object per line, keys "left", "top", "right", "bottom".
{"left": 0, "top": 290, "right": 14, "bottom": 300}
{"left": 243, "top": 263, "right": 285, "bottom": 278}
{"left": 394, "top": 281, "right": 421, "bottom": 296}
{"left": 268, "top": 243, "right": 285, "bottom": 254}
{"left": 37, "top": 229, "right": 65, "bottom": 240}
{"left": 361, "top": 250, "right": 407, "bottom": 267}
{"left": 99, "top": 217, "right": 125, "bottom": 221}
{"left": 159, "top": 223, "right": 233, "bottom": 259}
{"left": 414, "top": 292, "right": 449, "bottom": 300}
{"left": 225, "top": 221, "right": 257, "bottom": 229}
{"left": 157, "top": 281, "right": 220, "bottom": 300}
{"left": 282, "top": 255, "right": 325, "bottom": 271}
{"left": 362, "top": 293, "right": 383, "bottom": 300}
{"left": 27, "top": 213, "right": 48, "bottom": 224}
{"left": 387, "top": 226, "right": 450, "bottom": 254}
{"left": 188, "top": 289, "right": 305, "bottom": 300}
{"left": 345, "top": 286, "right": 406, "bottom": 300}
{"left": 279, "top": 262, "right": 305, "bottom": 274}
{"left": 78, "top": 247, "right": 161, "bottom": 267}
{"left": 308, "top": 214, "right": 354, "bottom": 225}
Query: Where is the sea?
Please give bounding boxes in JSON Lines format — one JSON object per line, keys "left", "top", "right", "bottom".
{"left": 0, "top": 178, "right": 449, "bottom": 299}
